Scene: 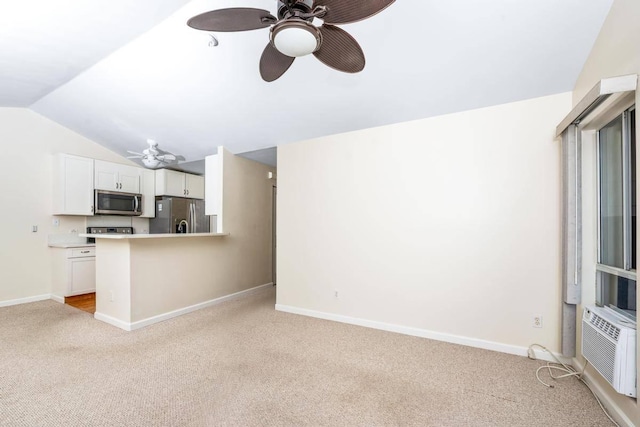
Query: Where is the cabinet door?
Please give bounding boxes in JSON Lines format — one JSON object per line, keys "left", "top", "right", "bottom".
{"left": 68, "top": 257, "right": 96, "bottom": 295}
{"left": 158, "top": 169, "right": 186, "bottom": 197}
{"left": 117, "top": 164, "right": 141, "bottom": 193}
{"left": 54, "top": 154, "right": 94, "bottom": 215}
{"left": 185, "top": 174, "right": 205, "bottom": 199}
{"left": 140, "top": 169, "right": 156, "bottom": 218}
{"left": 94, "top": 160, "right": 119, "bottom": 191}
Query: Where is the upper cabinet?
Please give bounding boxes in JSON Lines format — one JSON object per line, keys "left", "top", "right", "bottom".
{"left": 94, "top": 160, "right": 140, "bottom": 193}
{"left": 155, "top": 169, "right": 204, "bottom": 199}
{"left": 53, "top": 154, "right": 95, "bottom": 216}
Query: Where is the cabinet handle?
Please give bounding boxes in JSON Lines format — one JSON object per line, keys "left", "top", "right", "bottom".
{"left": 81, "top": 250, "right": 90, "bottom": 254}
{"left": 187, "top": 189, "right": 189, "bottom": 196}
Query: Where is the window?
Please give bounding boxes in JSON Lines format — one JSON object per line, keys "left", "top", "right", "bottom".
{"left": 597, "top": 106, "right": 636, "bottom": 318}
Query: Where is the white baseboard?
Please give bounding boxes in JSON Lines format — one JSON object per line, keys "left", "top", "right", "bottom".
{"left": 275, "top": 304, "right": 566, "bottom": 364}
{"left": 572, "top": 358, "right": 635, "bottom": 427}
{"left": 50, "top": 295, "right": 65, "bottom": 304}
{"left": 96, "top": 282, "right": 274, "bottom": 331}
{"left": 0, "top": 294, "right": 51, "bottom": 308}
{"left": 94, "top": 311, "right": 133, "bottom": 331}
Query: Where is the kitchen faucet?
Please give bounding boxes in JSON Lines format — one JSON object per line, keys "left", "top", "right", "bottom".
{"left": 177, "top": 219, "right": 189, "bottom": 233}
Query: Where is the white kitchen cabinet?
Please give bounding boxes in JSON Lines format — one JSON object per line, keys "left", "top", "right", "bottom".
{"left": 185, "top": 173, "right": 205, "bottom": 199}
{"left": 53, "top": 153, "right": 95, "bottom": 216}
{"left": 94, "top": 160, "right": 141, "bottom": 193}
{"left": 52, "top": 247, "right": 96, "bottom": 298}
{"left": 155, "top": 169, "right": 204, "bottom": 199}
{"left": 140, "top": 169, "right": 156, "bottom": 218}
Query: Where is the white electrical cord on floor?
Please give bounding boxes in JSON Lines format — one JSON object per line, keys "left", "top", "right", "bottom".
{"left": 527, "top": 344, "right": 620, "bottom": 427}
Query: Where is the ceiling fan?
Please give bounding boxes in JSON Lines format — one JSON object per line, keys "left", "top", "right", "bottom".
{"left": 187, "top": 0, "right": 395, "bottom": 82}
{"left": 127, "top": 139, "right": 184, "bottom": 169}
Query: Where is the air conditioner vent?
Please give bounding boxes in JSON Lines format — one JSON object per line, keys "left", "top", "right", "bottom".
{"left": 590, "top": 313, "right": 621, "bottom": 341}
{"left": 582, "top": 306, "right": 637, "bottom": 398}
{"left": 583, "top": 321, "right": 616, "bottom": 384}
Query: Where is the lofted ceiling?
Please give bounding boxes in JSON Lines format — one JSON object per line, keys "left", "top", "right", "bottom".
{"left": 2, "top": 0, "right": 613, "bottom": 170}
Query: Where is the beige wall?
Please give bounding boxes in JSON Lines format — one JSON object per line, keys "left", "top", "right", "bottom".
{"left": 573, "top": 0, "right": 640, "bottom": 105}
{"left": 0, "top": 108, "right": 134, "bottom": 303}
{"left": 276, "top": 92, "right": 571, "bottom": 352}
{"left": 572, "top": 0, "right": 639, "bottom": 424}
{"left": 219, "top": 148, "right": 276, "bottom": 289}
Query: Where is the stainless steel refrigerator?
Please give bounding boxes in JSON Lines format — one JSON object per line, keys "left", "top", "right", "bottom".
{"left": 149, "top": 197, "right": 210, "bottom": 234}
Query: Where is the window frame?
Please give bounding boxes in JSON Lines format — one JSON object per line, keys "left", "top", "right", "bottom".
{"left": 595, "top": 105, "right": 636, "bottom": 309}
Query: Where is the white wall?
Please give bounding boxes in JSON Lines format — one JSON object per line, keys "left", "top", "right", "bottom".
{"left": 571, "top": 0, "right": 639, "bottom": 425}
{"left": 276, "top": 92, "right": 571, "bottom": 354}
{"left": 0, "top": 108, "right": 136, "bottom": 303}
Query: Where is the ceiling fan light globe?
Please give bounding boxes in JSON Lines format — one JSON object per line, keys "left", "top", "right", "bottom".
{"left": 142, "top": 157, "right": 162, "bottom": 169}
{"left": 271, "top": 21, "right": 321, "bottom": 57}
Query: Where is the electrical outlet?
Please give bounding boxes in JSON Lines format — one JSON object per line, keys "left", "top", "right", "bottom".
{"left": 533, "top": 315, "right": 543, "bottom": 328}
{"left": 334, "top": 290, "right": 339, "bottom": 298}
{"left": 52, "top": 218, "right": 60, "bottom": 227}
{"left": 32, "top": 225, "right": 38, "bottom": 233}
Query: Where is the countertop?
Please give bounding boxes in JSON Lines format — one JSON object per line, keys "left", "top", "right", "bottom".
{"left": 78, "top": 232, "right": 229, "bottom": 240}
{"left": 48, "top": 243, "right": 95, "bottom": 248}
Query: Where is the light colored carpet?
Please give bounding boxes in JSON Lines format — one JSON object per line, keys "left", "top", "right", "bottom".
{"left": 0, "top": 287, "right": 613, "bottom": 426}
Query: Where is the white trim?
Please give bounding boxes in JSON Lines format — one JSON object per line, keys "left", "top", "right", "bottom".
{"left": 275, "top": 304, "right": 568, "bottom": 364}
{"left": 94, "top": 311, "right": 133, "bottom": 331}
{"left": 96, "top": 283, "right": 273, "bottom": 331}
{"left": 556, "top": 74, "right": 637, "bottom": 136}
{"left": 0, "top": 294, "right": 51, "bottom": 308}
{"left": 572, "top": 357, "right": 635, "bottom": 427}
{"left": 50, "top": 295, "right": 65, "bottom": 304}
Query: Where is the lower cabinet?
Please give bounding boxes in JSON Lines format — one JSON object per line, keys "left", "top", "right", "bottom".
{"left": 52, "top": 247, "right": 96, "bottom": 298}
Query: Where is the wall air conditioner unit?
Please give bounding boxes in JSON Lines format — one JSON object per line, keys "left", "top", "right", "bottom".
{"left": 582, "top": 306, "right": 637, "bottom": 398}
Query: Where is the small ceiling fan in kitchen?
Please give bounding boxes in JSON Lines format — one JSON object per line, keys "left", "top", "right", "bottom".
{"left": 187, "top": 0, "right": 395, "bottom": 81}
{"left": 127, "top": 139, "right": 185, "bottom": 169}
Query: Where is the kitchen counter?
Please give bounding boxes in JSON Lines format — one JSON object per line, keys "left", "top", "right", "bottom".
{"left": 79, "top": 232, "right": 228, "bottom": 240}
{"left": 48, "top": 243, "right": 95, "bottom": 248}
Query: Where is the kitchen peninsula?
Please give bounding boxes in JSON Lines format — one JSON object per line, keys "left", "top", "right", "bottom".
{"left": 83, "top": 232, "right": 275, "bottom": 331}
{"left": 79, "top": 148, "right": 276, "bottom": 331}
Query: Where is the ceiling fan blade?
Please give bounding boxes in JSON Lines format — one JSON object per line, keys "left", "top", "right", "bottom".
{"left": 157, "top": 154, "right": 177, "bottom": 162}
{"left": 313, "top": 25, "right": 365, "bottom": 73}
{"left": 260, "top": 43, "right": 295, "bottom": 82}
{"left": 314, "top": 0, "right": 395, "bottom": 25}
{"left": 187, "top": 8, "right": 276, "bottom": 32}
{"left": 127, "top": 155, "right": 143, "bottom": 159}
{"left": 127, "top": 150, "right": 144, "bottom": 156}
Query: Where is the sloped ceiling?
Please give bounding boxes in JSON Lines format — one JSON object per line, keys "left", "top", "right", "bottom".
{"left": 3, "top": 0, "right": 613, "bottom": 169}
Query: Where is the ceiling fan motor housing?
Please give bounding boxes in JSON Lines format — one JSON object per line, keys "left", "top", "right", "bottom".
{"left": 277, "top": 0, "right": 314, "bottom": 20}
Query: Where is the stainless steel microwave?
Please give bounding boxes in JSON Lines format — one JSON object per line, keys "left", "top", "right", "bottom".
{"left": 94, "top": 190, "right": 142, "bottom": 216}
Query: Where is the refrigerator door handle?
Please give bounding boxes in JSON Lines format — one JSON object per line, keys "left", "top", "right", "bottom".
{"left": 192, "top": 203, "right": 197, "bottom": 233}
{"left": 189, "top": 202, "right": 195, "bottom": 233}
